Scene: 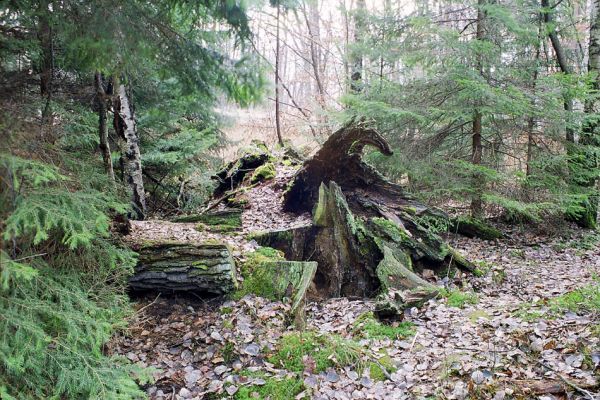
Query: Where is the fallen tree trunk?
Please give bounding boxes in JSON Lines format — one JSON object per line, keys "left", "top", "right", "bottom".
{"left": 129, "top": 242, "right": 237, "bottom": 294}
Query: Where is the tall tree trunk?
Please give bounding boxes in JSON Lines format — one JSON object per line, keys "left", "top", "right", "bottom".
{"left": 470, "top": 0, "right": 485, "bottom": 218}
{"left": 350, "top": 0, "right": 366, "bottom": 93}
{"left": 94, "top": 72, "right": 115, "bottom": 181}
{"left": 274, "top": 3, "right": 284, "bottom": 147}
{"left": 526, "top": 22, "right": 543, "bottom": 177}
{"left": 38, "top": 0, "right": 53, "bottom": 127}
{"left": 541, "top": 0, "right": 575, "bottom": 143}
{"left": 575, "top": 0, "right": 600, "bottom": 228}
{"left": 114, "top": 82, "right": 146, "bottom": 219}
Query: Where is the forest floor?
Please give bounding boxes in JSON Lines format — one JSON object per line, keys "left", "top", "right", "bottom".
{"left": 113, "top": 165, "right": 600, "bottom": 400}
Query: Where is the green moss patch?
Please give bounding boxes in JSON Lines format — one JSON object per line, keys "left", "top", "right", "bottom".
{"left": 233, "top": 372, "right": 304, "bottom": 400}
{"left": 367, "top": 354, "right": 396, "bottom": 381}
{"left": 232, "top": 247, "right": 285, "bottom": 300}
{"left": 268, "top": 331, "right": 363, "bottom": 373}
{"left": 467, "top": 309, "right": 491, "bottom": 322}
{"left": 250, "top": 162, "right": 276, "bottom": 184}
{"left": 444, "top": 290, "right": 479, "bottom": 308}
{"left": 194, "top": 210, "right": 242, "bottom": 233}
{"left": 352, "top": 312, "right": 415, "bottom": 340}
{"left": 549, "top": 282, "right": 600, "bottom": 314}
{"left": 452, "top": 216, "right": 502, "bottom": 240}
{"left": 371, "top": 217, "right": 409, "bottom": 243}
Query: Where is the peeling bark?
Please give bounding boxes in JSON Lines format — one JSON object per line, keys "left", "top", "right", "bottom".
{"left": 114, "top": 83, "right": 146, "bottom": 219}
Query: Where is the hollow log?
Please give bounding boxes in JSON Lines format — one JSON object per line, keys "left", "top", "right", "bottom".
{"left": 129, "top": 242, "right": 237, "bottom": 294}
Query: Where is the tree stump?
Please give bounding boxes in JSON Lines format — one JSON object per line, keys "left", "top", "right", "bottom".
{"left": 253, "top": 119, "right": 476, "bottom": 314}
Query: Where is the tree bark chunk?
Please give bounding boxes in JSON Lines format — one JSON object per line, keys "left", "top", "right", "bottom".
{"left": 129, "top": 242, "right": 237, "bottom": 294}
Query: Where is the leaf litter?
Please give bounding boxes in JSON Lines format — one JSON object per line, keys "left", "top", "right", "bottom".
{"left": 113, "top": 164, "right": 599, "bottom": 399}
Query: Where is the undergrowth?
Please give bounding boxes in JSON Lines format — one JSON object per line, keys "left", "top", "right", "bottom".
{"left": 233, "top": 371, "right": 304, "bottom": 400}
{"left": 443, "top": 289, "right": 479, "bottom": 308}
{"left": 0, "top": 147, "right": 148, "bottom": 397}
{"left": 268, "top": 331, "right": 364, "bottom": 373}
{"left": 352, "top": 312, "right": 415, "bottom": 340}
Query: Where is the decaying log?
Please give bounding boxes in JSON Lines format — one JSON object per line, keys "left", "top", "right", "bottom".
{"left": 212, "top": 142, "right": 269, "bottom": 196}
{"left": 450, "top": 216, "right": 503, "bottom": 240}
{"left": 129, "top": 242, "right": 237, "bottom": 294}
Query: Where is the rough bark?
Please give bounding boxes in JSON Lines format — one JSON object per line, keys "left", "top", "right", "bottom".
{"left": 471, "top": 0, "right": 485, "bottom": 218}
{"left": 114, "top": 83, "right": 146, "bottom": 219}
{"left": 129, "top": 242, "right": 237, "bottom": 294}
{"left": 94, "top": 72, "right": 115, "bottom": 181}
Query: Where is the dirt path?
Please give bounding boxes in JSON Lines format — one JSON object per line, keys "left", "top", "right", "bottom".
{"left": 113, "top": 226, "right": 599, "bottom": 399}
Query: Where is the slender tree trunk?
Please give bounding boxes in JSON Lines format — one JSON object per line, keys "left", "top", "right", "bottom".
{"left": 114, "top": 82, "right": 146, "bottom": 219}
{"left": 470, "top": 0, "right": 485, "bottom": 218}
{"left": 350, "top": 0, "right": 366, "bottom": 93}
{"left": 575, "top": 0, "right": 600, "bottom": 228}
{"left": 38, "top": 0, "right": 53, "bottom": 127}
{"left": 541, "top": 0, "right": 575, "bottom": 143}
{"left": 274, "top": 3, "right": 284, "bottom": 147}
{"left": 526, "top": 23, "right": 543, "bottom": 177}
{"left": 94, "top": 72, "right": 115, "bottom": 181}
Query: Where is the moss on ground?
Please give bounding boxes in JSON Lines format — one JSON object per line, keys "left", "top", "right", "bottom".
{"left": 367, "top": 354, "right": 396, "bottom": 381}
{"left": 549, "top": 281, "right": 600, "bottom": 314}
{"left": 443, "top": 289, "right": 479, "bottom": 308}
{"left": 250, "top": 162, "right": 276, "bottom": 184}
{"left": 467, "top": 309, "right": 491, "bottom": 322}
{"left": 268, "top": 331, "right": 363, "bottom": 373}
{"left": 194, "top": 210, "right": 242, "bottom": 233}
{"left": 352, "top": 312, "right": 415, "bottom": 340}
{"left": 233, "top": 372, "right": 304, "bottom": 400}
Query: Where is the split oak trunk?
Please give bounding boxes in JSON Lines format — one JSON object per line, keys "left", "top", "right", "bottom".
{"left": 114, "top": 83, "right": 146, "bottom": 219}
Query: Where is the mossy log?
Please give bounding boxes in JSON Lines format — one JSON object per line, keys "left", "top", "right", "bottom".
{"left": 212, "top": 142, "right": 269, "bottom": 195}
{"left": 129, "top": 242, "right": 237, "bottom": 294}
{"left": 451, "top": 216, "right": 503, "bottom": 240}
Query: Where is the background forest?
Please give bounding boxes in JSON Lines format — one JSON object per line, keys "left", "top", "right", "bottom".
{"left": 0, "top": 0, "right": 599, "bottom": 399}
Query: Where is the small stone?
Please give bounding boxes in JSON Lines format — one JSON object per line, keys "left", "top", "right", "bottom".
{"left": 178, "top": 387, "right": 192, "bottom": 398}
{"left": 326, "top": 369, "right": 339, "bottom": 383}
{"left": 347, "top": 370, "right": 359, "bottom": 380}
{"left": 471, "top": 370, "right": 485, "bottom": 385}
{"left": 210, "top": 331, "right": 223, "bottom": 341}
{"left": 226, "top": 385, "right": 238, "bottom": 395}
{"left": 214, "top": 365, "right": 228, "bottom": 376}
{"left": 244, "top": 343, "right": 260, "bottom": 356}
{"left": 360, "top": 376, "right": 373, "bottom": 388}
